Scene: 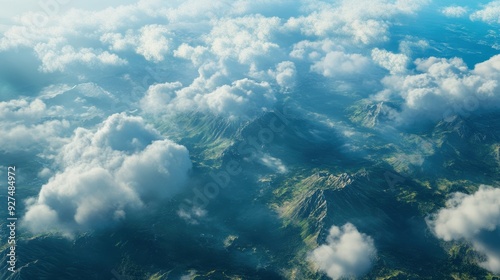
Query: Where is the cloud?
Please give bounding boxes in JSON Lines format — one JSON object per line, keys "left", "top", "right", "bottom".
{"left": 135, "top": 24, "right": 171, "bottom": 62}
{"left": 188, "top": 78, "right": 276, "bottom": 118}
{"left": 23, "top": 166, "right": 141, "bottom": 233}
{"left": 0, "top": 98, "right": 46, "bottom": 120}
{"left": 2, "top": 2, "right": 300, "bottom": 142}
{"left": 153, "top": 14, "right": 289, "bottom": 118}
{"left": 173, "top": 43, "right": 210, "bottom": 66}
{"left": 101, "top": 24, "right": 171, "bottom": 62}
{"left": 375, "top": 55, "right": 500, "bottom": 124}
{"left": 312, "top": 51, "right": 372, "bottom": 77}
{"left": 398, "top": 38, "right": 429, "bottom": 55}
{"left": 474, "top": 54, "right": 500, "bottom": 80}
{"left": 371, "top": 48, "right": 409, "bottom": 75}
{"left": 206, "top": 15, "right": 282, "bottom": 65}
{"left": 471, "top": 1, "right": 500, "bottom": 24}
{"left": 22, "top": 113, "right": 192, "bottom": 236}
{"left": 0, "top": 119, "right": 70, "bottom": 153}
{"left": 0, "top": 2, "right": 173, "bottom": 72}
{"left": 34, "top": 38, "right": 127, "bottom": 72}
{"left": 0, "top": 80, "right": 134, "bottom": 154}
{"left": 0, "top": 0, "right": 433, "bottom": 122}
{"left": 141, "top": 78, "right": 276, "bottom": 119}
{"left": 40, "top": 82, "right": 127, "bottom": 120}
{"left": 290, "top": 39, "right": 376, "bottom": 80}
{"left": 139, "top": 81, "right": 183, "bottom": 115}
{"left": 0, "top": 97, "right": 71, "bottom": 153}
{"left": 309, "top": 223, "right": 377, "bottom": 280}
{"left": 285, "top": 0, "right": 428, "bottom": 44}
{"left": 290, "top": 39, "right": 338, "bottom": 61}
{"left": 270, "top": 61, "right": 296, "bottom": 90}
{"left": 0, "top": 0, "right": 431, "bottom": 83}
{"left": 259, "top": 153, "right": 288, "bottom": 174}
{"left": 441, "top": 6, "right": 468, "bottom": 18}
{"left": 428, "top": 186, "right": 500, "bottom": 273}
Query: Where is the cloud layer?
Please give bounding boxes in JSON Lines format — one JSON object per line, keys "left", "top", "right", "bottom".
{"left": 374, "top": 55, "right": 500, "bottom": 124}
{"left": 309, "top": 223, "right": 377, "bottom": 280}
{"left": 0, "top": 1, "right": 499, "bottom": 278}
{"left": 428, "top": 186, "right": 500, "bottom": 273}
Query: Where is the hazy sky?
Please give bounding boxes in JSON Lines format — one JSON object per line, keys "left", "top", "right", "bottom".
{"left": 0, "top": 0, "right": 137, "bottom": 30}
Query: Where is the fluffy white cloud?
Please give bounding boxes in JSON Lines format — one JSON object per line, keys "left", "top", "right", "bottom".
{"left": 398, "top": 38, "right": 429, "bottom": 55}
{"left": 34, "top": 38, "right": 127, "bottom": 72}
{"left": 22, "top": 113, "right": 192, "bottom": 235}
{"left": 173, "top": 43, "right": 209, "bottom": 66}
{"left": 207, "top": 15, "right": 282, "bottom": 65}
{"left": 474, "top": 54, "right": 500, "bottom": 79}
{"left": 0, "top": 97, "right": 71, "bottom": 152}
{"left": 290, "top": 39, "right": 376, "bottom": 79}
{"left": 269, "top": 61, "right": 296, "bottom": 90}
{"left": 309, "top": 223, "right": 377, "bottom": 280}
{"left": 162, "top": 14, "right": 289, "bottom": 118}
{"left": 116, "top": 140, "right": 191, "bottom": 200}
{"left": 140, "top": 81, "right": 183, "bottom": 115}
{"left": 428, "top": 186, "right": 500, "bottom": 273}
{"left": 136, "top": 25, "right": 171, "bottom": 62}
{"left": 141, "top": 78, "right": 276, "bottom": 119}
{"left": 290, "top": 39, "right": 337, "bottom": 60}
{"left": 0, "top": 0, "right": 432, "bottom": 85}
{"left": 171, "top": 14, "right": 285, "bottom": 92}
{"left": 375, "top": 55, "right": 500, "bottom": 123}
{"left": 101, "top": 24, "right": 171, "bottom": 62}
{"left": 0, "top": 119, "right": 70, "bottom": 153}
{"left": 285, "top": 0, "right": 428, "bottom": 44}
{"left": 100, "top": 31, "right": 134, "bottom": 51}
{"left": 371, "top": 48, "right": 409, "bottom": 74}
{"left": 312, "top": 51, "right": 372, "bottom": 77}
{"left": 441, "top": 6, "right": 468, "bottom": 18}
{"left": 91, "top": 112, "right": 161, "bottom": 152}
{"left": 191, "top": 78, "right": 276, "bottom": 118}
{"left": 0, "top": 98, "right": 46, "bottom": 120}
{"left": 471, "top": 1, "right": 500, "bottom": 24}
{"left": 0, "top": 80, "right": 134, "bottom": 153}
{"left": 0, "top": 2, "right": 176, "bottom": 72}
{"left": 24, "top": 166, "right": 142, "bottom": 233}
